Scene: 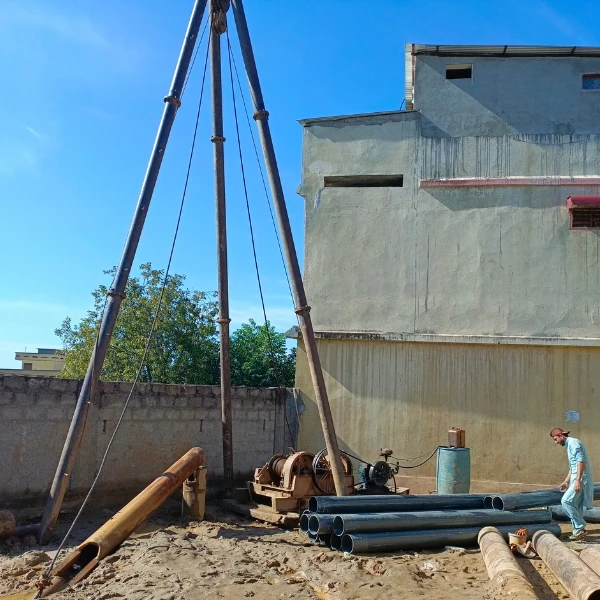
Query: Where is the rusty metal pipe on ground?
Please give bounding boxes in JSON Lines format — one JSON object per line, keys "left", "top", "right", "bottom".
{"left": 478, "top": 526, "right": 537, "bottom": 600}
{"left": 41, "top": 447, "right": 205, "bottom": 596}
{"left": 182, "top": 466, "right": 207, "bottom": 521}
{"left": 580, "top": 548, "right": 600, "bottom": 578}
{"left": 532, "top": 529, "right": 600, "bottom": 600}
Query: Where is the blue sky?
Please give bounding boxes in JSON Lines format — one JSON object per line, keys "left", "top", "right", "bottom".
{"left": 1, "top": 0, "right": 598, "bottom": 368}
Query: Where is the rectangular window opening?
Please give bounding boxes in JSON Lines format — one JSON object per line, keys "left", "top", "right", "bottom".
{"left": 323, "top": 175, "right": 403, "bottom": 188}
{"left": 568, "top": 196, "right": 600, "bottom": 229}
{"left": 23, "top": 363, "right": 33, "bottom": 370}
{"left": 582, "top": 73, "right": 600, "bottom": 90}
{"left": 446, "top": 64, "right": 472, "bottom": 80}
{"left": 571, "top": 207, "right": 600, "bottom": 229}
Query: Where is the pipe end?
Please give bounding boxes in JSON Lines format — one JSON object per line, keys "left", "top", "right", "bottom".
{"left": 482, "top": 496, "right": 493, "bottom": 509}
{"left": 340, "top": 534, "right": 354, "bottom": 554}
{"left": 330, "top": 534, "right": 342, "bottom": 551}
{"left": 308, "top": 497, "right": 318, "bottom": 513}
{"left": 299, "top": 513, "right": 310, "bottom": 534}
{"left": 491, "top": 497, "right": 505, "bottom": 511}
{"left": 308, "top": 516, "right": 320, "bottom": 536}
{"left": 332, "top": 516, "right": 344, "bottom": 536}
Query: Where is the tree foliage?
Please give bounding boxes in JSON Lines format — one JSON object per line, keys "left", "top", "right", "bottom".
{"left": 56, "top": 263, "right": 296, "bottom": 387}
{"left": 230, "top": 319, "right": 296, "bottom": 388}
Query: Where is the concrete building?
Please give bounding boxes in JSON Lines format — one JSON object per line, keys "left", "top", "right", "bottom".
{"left": 293, "top": 44, "right": 600, "bottom": 492}
{"left": 0, "top": 348, "right": 65, "bottom": 377}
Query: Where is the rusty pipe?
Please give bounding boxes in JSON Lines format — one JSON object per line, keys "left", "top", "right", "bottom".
{"left": 532, "top": 529, "right": 600, "bottom": 600}
{"left": 182, "top": 466, "right": 207, "bottom": 521}
{"left": 478, "top": 526, "right": 537, "bottom": 600}
{"left": 581, "top": 548, "right": 600, "bottom": 578}
{"left": 42, "top": 447, "right": 205, "bottom": 596}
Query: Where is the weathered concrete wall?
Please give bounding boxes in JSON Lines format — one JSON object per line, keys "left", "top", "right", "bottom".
{"left": 414, "top": 55, "right": 600, "bottom": 137}
{"left": 296, "top": 338, "right": 600, "bottom": 492}
{"left": 299, "top": 115, "right": 600, "bottom": 339}
{"left": 295, "top": 51, "right": 600, "bottom": 494}
{"left": 0, "top": 375, "right": 293, "bottom": 509}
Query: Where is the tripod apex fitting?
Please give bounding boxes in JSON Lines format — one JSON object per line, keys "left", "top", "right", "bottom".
{"left": 212, "top": 0, "right": 230, "bottom": 35}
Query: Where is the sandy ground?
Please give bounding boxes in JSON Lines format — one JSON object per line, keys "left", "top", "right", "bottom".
{"left": 1, "top": 502, "right": 599, "bottom": 600}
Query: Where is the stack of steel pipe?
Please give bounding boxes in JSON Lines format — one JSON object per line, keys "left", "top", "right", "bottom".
{"left": 298, "top": 494, "right": 560, "bottom": 555}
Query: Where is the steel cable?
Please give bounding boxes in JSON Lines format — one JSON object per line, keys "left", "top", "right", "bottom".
{"left": 34, "top": 32, "right": 212, "bottom": 598}
{"left": 226, "top": 38, "right": 295, "bottom": 309}
{"left": 225, "top": 31, "right": 295, "bottom": 445}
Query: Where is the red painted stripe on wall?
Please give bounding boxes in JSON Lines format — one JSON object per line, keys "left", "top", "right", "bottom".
{"left": 420, "top": 176, "right": 600, "bottom": 188}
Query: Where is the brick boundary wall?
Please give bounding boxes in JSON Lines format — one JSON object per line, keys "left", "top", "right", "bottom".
{"left": 0, "top": 375, "right": 299, "bottom": 510}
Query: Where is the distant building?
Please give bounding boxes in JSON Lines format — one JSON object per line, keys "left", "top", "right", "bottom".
{"left": 293, "top": 43, "right": 600, "bottom": 492}
{"left": 0, "top": 348, "right": 65, "bottom": 377}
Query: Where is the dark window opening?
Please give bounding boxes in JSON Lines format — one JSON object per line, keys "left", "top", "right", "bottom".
{"left": 323, "top": 175, "right": 403, "bottom": 188}
{"left": 582, "top": 73, "right": 600, "bottom": 90}
{"left": 23, "top": 363, "right": 33, "bottom": 370}
{"left": 446, "top": 64, "right": 472, "bottom": 80}
{"left": 571, "top": 207, "right": 600, "bottom": 229}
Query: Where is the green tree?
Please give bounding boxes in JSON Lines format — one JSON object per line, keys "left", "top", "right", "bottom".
{"left": 56, "top": 263, "right": 220, "bottom": 384}
{"left": 229, "top": 319, "right": 296, "bottom": 387}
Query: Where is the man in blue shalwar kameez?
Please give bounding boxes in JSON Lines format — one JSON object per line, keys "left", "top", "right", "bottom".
{"left": 550, "top": 427, "right": 594, "bottom": 541}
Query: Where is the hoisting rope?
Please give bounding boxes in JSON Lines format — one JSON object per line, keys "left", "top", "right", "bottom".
{"left": 225, "top": 30, "right": 295, "bottom": 445}
{"left": 226, "top": 38, "right": 306, "bottom": 440}
{"left": 181, "top": 16, "right": 210, "bottom": 98}
{"left": 226, "top": 36, "right": 296, "bottom": 310}
{"left": 34, "top": 23, "right": 212, "bottom": 598}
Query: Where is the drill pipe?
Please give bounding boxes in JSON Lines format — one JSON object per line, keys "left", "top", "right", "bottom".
{"left": 551, "top": 505, "right": 600, "bottom": 523}
{"left": 308, "top": 514, "right": 336, "bottom": 535}
{"left": 42, "top": 447, "right": 205, "bottom": 596}
{"left": 478, "top": 527, "right": 538, "bottom": 600}
{"left": 308, "top": 493, "right": 487, "bottom": 514}
{"left": 330, "top": 533, "right": 342, "bottom": 551}
{"left": 332, "top": 508, "right": 551, "bottom": 535}
{"left": 299, "top": 511, "right": 311, "bottom": 534}
{"left": 341, "top": 522, "right": 561, "bottom": 554}
{"left": 532, "top": 529, "right": 600, "bottom": 600}
{"left": 491, "top": 483, "right": 600, "bottom": 511}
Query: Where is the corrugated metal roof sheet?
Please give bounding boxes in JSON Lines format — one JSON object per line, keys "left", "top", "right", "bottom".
{"left": 298, "top": 110, "right": 415, "bottom": 127}
{"left": 410, "top": 44, "right": 600, "bottom": 57}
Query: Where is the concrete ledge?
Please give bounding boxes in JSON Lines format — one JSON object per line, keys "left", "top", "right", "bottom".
{"left": 294, "top": 330, "right": 600, "bottom": 348}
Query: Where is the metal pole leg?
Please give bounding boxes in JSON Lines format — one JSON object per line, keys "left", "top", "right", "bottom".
{"left": 230, "top": 0, "right": 347, "bottom": 495}
{"left": 38, "top": 0, "right": 208, "bottom": 544}
{"left": 210, "top": 0, "right": 234, "bottom": 490}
